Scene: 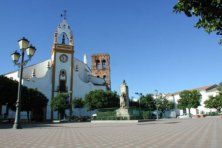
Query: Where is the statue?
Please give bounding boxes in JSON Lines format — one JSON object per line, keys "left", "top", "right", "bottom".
{"left": 120, "top": 93, "right": 127, "bottom": 108}
{"left": 116, "top": 80, "right": 131, "bottom": 119}
{"left": 119, "top": 80, "right": 129, "bottom": 109}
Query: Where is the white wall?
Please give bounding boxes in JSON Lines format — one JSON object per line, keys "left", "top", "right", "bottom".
{"left": 23, "top": 69, "right": 52, "bottom": 119}
{"left": 166, "top": 88, "right": 218, "bottom": 116}
{"left": 4, "top": 58, "right": 107, "bottom": 120}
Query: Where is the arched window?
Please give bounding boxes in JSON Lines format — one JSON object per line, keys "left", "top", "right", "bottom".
{"left": 59, "top": 70, "right": 67, "bottom": 92}
{"left": 96, "top": 60, "right": 100, "bottom": 69}
{"left": 103, "top": 75, "right": 106, "bottom": 81}
{"left": 102, "top": 60, "right": 106, "bottom": 69}
{"left": 58, "top": 33, "right": 68, "bottom": 45}
{"left": 75, "top": 65, "right": 79, "bottom": 72}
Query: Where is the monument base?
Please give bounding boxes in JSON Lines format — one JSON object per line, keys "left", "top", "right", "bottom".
{"left": 116, "top": 108, "right": 132, "bottom": 120}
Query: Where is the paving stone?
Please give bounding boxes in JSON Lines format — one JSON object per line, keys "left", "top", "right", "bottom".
{"left": 0, "top": 117, "right": 221, "bottom": 147}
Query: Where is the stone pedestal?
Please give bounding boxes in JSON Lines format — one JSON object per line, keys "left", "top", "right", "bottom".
{"left": 116, "top": 108, "right": 131, "bottom": 120}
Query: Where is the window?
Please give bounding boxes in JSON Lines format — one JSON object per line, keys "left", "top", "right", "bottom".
{"left": 102, "top": 60, "right": 106, "bottom": 69}
{"left": 59, "top": 70, "right": 67, "bottom": 92}
{"left": 75, "top": 65, "right": 79, "bottom": 71}
{"left": 58, "top": 33, "right": 68, "bottom": 45}
{"left": 96, "top": 60, "right": 100, "bottom": 69}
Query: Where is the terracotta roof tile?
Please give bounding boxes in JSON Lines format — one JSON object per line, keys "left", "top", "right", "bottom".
{"left": 167, "top": 84, "right": 218, "bottom": 96}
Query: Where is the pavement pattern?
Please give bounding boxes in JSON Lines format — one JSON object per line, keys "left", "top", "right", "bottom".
{"left": 0, "top": 117, "right": 221, "bottom": 148}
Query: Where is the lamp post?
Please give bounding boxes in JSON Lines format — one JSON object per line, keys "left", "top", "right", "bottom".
{"left": 135, "top": 92, "right": 143, "bottom": 113}
{"left": 11, "top": 37, "right": 36, "bottom": 129}
{"left": 154, "top": 89, "right": 159, "bottom": 120}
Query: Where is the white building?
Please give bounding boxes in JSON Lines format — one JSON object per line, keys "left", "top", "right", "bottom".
{"left": 166, "top": 84, "right": 218, "bottom": 116}
{"left": 3, "top": 17, "right": 109, "bottom": 120}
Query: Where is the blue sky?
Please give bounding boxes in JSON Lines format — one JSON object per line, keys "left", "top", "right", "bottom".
{"left": 0, "top": 0, "right": 222, "bottom": 98}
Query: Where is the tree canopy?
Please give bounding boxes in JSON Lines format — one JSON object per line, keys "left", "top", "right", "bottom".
{"left": 72, "top": 97, "right": 85, "bottom": 108}
{"left": 84, "top": 90, "right": 119, "bottom": 110}
{"left": 204, "top": 95, "right": 222, "bottom": 112}
{"left": 0, "top": 75, "right": 18, "bottom": 106}
{"left": 129, "top": 98, "right": 139, "bottom": 107}
{"left": 0, "top": 75, "right": 48, "bottom": 121}
{"left": 50, "top": 93, "right": 69, "bottom": 112}
{"left": 140, "top": 94, "right": 156, "bottom": 111}
{"left": 174, "top": 0, "right": 222, "bottom": 43}
{"left": 26, "top": 88, "right": 48, "bottom": 111}
{"left": 204, "top": 84, "right": 222, "bottom": 112}
{"left": 155, "top": 95, "right": 174, "bottom": 113}
{"left": 50, "top": 93, "right": 69, "bottom": 120}
{"left": 178, "top": 90, "right": 201, "bottom": 116}
{"left": 0, "top": 75, "right": 48, "bottom": 111}
{"left": 19, "top": 87, "right": 48, "bottom": 121}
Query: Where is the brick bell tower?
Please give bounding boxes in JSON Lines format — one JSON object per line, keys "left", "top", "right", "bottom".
{"left": 91, "top": 54, "right": 111, "bottom": 90}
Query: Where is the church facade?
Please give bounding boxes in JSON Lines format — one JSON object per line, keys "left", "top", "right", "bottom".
{"left": 4, "top": 17, "right": 110, "bottom": 120}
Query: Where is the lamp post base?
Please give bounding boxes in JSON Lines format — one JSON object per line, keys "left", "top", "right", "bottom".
{"left": 13, "top": 123, "right": 22, "bottom": 129}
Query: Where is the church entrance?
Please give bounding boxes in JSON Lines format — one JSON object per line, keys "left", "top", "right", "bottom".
{"left": 59, "top": 70, "right": 67, "bottom": 92}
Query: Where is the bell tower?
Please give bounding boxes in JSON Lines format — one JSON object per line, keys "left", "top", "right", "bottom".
{"left": 51, "top": 12, "right": 74, "bottom": 118}
{"left": 91, "top": 54, "right": 111, "bottom": 90}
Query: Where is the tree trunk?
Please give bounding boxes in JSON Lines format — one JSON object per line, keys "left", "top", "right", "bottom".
{"left": 196, "top": 108, "right": 199, "bottom": 114}
{"left": 188, "top": 108, "right": 191, "bottom": 118}
{"left": 27, "top": 111, "right": 30, "bottom": 122}
{"left": 5, "top": 104, "right": 9, "bottom": 118}
{"left": 0, "top": 105, "right": 2, "bottom": 115}
{"left": 59, "top": 110, "right": 65, "bottom": 120}
{"left": 58, "top": 111, "right": 61, "bottom": 120}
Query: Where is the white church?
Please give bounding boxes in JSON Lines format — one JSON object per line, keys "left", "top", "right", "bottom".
{"left": 4, "top": 17, "right": 110, "bottom": 120}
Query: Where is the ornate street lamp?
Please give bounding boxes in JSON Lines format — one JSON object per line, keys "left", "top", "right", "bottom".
{"left": 11, "top": 37, "right": 36, "bottom": 129}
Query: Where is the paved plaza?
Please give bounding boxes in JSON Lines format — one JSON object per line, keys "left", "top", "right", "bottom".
{"left": 0, "top": 117, "right": 221, "bottom": 148}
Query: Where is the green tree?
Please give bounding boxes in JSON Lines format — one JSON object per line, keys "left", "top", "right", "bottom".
{"left": 20, "top": 86, "right": 31, "bottom": 120}
{"left": 50, "top": 93, "right": 69, "bottom": 120}
{"left": 72, "top": 98, "right": 85, "bottom": 108}
{"left": 173, "top": 0, "right": 222, "bottom": 43}
{"left": 0, "top": 75, "right": 48, "bottom": 121}
{"left": 204, "top": 84, "right": 222, "bottom": 112}
{"left": 155, "top": 95, "right": 174, "bottom": 117}
{"left": 204, "top": 95, "right": 222, "bottom": 112}
{"left": 10, "top": 87, "right": 48, "bottom": 122}
{"left": 106, "top": 91, "right": 119, "bottom": 108}
{"left": 85, "top": 90, "right": 119, "bottom": 111}
{"left": 0, "top": 75, "right": 17, "bottom": 107}
{"left": 140, "top": 94, "right": 156, "bottom": 111}
{"left": 72, "top": 97, "right": 85, "bottom": 117}
{"left": 129, "top": 99, "right": 139, "bottom": 107}
{"left": 178, "top": 90, "right": 201, "bottom": 117}
{"left": 27, "top": 88, "right": 48, "bottom": 122}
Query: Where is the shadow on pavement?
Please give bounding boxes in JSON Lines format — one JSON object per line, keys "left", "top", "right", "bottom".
{"left": 0, "top": 124, "right": 13, "bottom": 129}
{"left": 163, "top": 122, "right": 180, "bottom": 124}
{"left": 138, "top": 121, "right": 180, "bottom": 125}
{"left": 0, "top": 123, "right": 62, "bottom": 129}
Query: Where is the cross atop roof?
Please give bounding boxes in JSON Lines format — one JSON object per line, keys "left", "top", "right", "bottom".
{"left": 61, "top": 10, "right": 67, "bottom": 20}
